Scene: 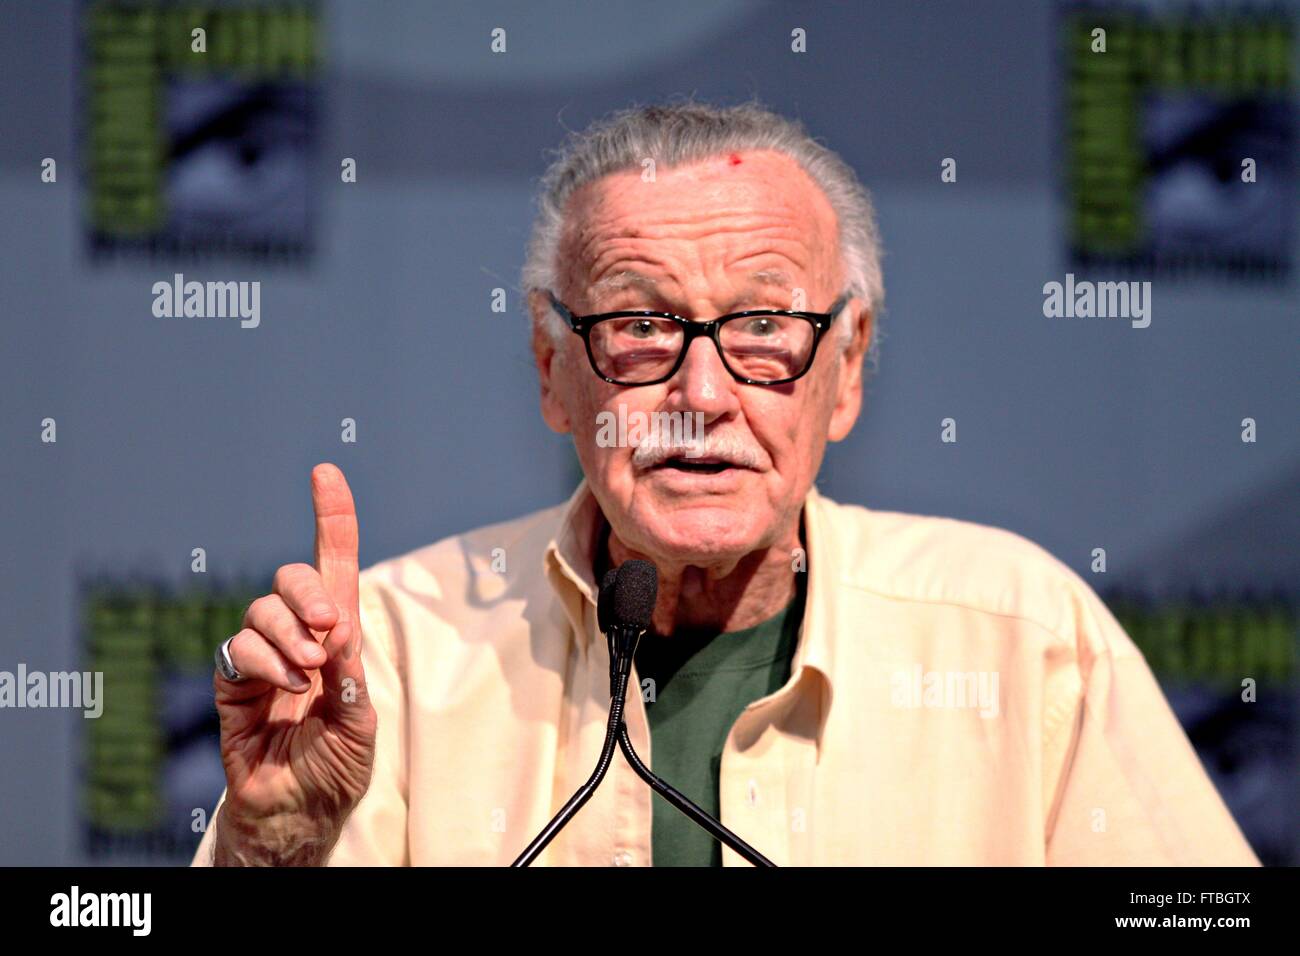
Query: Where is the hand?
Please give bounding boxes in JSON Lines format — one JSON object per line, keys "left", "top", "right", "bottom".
{"left": 211, "top": 463, "right": 378, "bottom": 865}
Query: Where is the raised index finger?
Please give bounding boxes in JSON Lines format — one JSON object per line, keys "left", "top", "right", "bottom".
{"left": 311, "top": 462, "right": 360, "bottom": 616}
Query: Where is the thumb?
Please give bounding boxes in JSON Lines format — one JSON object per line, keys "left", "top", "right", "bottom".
{"left": 320, "top": 605, "right": 369, "bottom": 716}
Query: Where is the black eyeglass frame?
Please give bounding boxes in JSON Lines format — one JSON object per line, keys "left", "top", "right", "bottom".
{"left": 547, "top": 289, "right": 852, "bottom": 387}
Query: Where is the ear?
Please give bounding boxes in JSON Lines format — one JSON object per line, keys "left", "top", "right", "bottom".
{"left": 529, "top": 290, "right": 573, "bottom": 434}
{"left": 827, "top": 300, "right": 873, "bottom": 443}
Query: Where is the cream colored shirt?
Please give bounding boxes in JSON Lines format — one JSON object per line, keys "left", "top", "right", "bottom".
{"left": 193, "top": 483, "right": 1258, "bottom": 866}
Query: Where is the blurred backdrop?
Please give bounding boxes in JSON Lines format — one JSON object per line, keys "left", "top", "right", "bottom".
{"left": 0, "top": 0, "right": 1296, "bottom": 865}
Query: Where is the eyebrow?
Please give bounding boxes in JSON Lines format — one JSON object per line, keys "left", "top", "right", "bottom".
{"left": 587, "top": 269, "right": 797, "bottom": 311}
{"left": 589, "top": 270, "right": 659, "bottom": 303}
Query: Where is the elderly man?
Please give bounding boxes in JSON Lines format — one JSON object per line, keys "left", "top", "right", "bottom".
{"left": 193, "top": 102, "right": 1256, "bottom": 867}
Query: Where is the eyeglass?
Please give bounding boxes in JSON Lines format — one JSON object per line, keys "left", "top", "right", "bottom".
{"left": 547, "top": 289, "right": 851, "bottom": 387}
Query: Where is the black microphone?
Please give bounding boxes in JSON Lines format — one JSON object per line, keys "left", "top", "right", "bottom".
{"left": 606, "top": 559, "right": 657, "bottom": 674}
{"left": 605, "top": 561, "right": 776, "bottom": 868}
{"left": 511, "top": 561, "right": 656, "bottom": 866}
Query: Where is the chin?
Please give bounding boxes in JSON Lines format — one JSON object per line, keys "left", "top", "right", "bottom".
{"left": 631, "top": 499, "right": 774, "bottom": 566}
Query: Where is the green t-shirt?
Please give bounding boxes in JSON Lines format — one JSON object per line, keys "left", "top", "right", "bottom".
{"left": 633, "top": 577, "right": 805, "bottom": 867}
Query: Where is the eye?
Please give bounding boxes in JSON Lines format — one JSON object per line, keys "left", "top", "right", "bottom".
{"left": 742, "top": 316, "right": 779, "bottom": 336}
{"left": 603, "top": 316, "right": 678, "bottom": 344}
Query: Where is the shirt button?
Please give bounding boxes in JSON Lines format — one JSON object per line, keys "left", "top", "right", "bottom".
{"left": 612, "top": 851, "right": 633, "bottom": 867}
{"left": 747, "top": 779, "right": 760, "bottom": 807}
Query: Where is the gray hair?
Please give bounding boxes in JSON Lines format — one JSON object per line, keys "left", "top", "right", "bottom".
{"left": 522, "top": 99, "right": 885, "bottom": 358}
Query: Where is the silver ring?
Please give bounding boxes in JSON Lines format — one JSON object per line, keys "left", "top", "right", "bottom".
{"left": 215, "top": 635, "right": 247, "bottom": 683}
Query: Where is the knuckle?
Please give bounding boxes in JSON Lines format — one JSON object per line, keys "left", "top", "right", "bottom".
{"left": 227, "top": 628, "right": 257, "bottom": 663}
{"left": 244, "top": 594, "right": 276, "bottom": 624}
{"left": 295, "top": 578, "right": 331, "bottom": 609}
{"left": 267, "top": 601, "right": 304, "bottom": 639}
{"left": 286, "top": 569, "right": 333, "bottom": 613}
{"left": 273, "top": 563, "right": 312, "bottom": 592}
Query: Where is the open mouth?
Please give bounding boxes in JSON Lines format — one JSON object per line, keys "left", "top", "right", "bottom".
{"left": 655, "top": 457, "right": 735, "bottom": 474}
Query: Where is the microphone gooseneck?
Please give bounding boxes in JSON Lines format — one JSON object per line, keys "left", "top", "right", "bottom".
{"left": 614, "top": 723, "right": 775, "bottom": 866}
{"left": 512, "top": 557, "right": 777, "bottom": 867}
{"left": 511, "top": 562, "right": 655, "bottom": 867}
{"left": 607, "top": 560, "right": 775, "bottom": 867}
{"left": 510, "top": 641, "right": 636, "bottom": 867}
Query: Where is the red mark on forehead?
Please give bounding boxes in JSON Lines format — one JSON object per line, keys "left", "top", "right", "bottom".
{"left": 728, "top": 153, "right": 742, "bottom": 165}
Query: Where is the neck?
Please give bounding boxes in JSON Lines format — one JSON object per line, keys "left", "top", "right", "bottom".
{"left": 601, "top": 516, "right": 803, "bottom": 637}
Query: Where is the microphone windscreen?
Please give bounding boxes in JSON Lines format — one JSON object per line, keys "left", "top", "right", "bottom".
{"left": 597, "top": 568, "right": 618, "bottom": 634}
{"left": 613, "top": 559, "right": 658, "bottom": 629}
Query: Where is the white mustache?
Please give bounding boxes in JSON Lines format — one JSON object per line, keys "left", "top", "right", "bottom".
{"left": 631, "top": 429, "right": 767, "bottom": 471}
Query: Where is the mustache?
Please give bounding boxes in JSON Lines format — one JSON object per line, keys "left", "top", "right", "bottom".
{"left": 630, "top": 429, "right": 768, "bottom": 471}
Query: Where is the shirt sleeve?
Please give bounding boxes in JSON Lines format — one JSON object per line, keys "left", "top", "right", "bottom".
{"left": 1042, "top": 582, "right": 1259, "bottom": 866}
{"left": 190, "top": 576, "right": 410, "bottom": 866}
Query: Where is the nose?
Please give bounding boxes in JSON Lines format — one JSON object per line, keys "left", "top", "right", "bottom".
{"left": 664, "top": 331, "right": 740, "bottom": 424}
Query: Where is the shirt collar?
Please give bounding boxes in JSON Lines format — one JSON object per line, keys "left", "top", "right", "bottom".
{"left": 543, "top": 480, "right": 838, "bottom": 712}
{"left": 793, "top": 484, "right": 837, "bottom": 724}
{"left": 546, "top": 481, "right": 611, "bottom": 608}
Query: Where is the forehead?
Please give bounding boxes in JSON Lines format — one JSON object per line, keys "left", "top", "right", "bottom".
{"left": 588, "top": 265, "right": 798, "bottom": 302}
{"left": 559, "top": 150, "right": 839, "bottom": 286}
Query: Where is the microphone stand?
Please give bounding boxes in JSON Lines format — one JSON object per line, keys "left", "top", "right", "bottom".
{"left": 510, "top": 625, "right": 639, "bottom": 867}
{"left": 512, "top": 609, "right": 779, "bottom": 867}
{"left": 611, "top": 632, "right": 776, "bottom": 868}
{"left": 615, "top": 724, "right": 775, "bottom": 867}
